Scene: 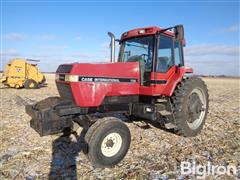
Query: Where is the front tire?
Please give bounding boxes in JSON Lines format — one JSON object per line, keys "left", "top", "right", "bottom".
{"left": 84, "top": 117, "right": 131, "bottom": 168}
{"left": 171, "top": 77, "right": 209, "bottom": 137}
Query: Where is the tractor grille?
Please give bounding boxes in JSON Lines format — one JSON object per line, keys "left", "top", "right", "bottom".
{"left": 56, "top": 65, "right": 72, "bottom": 73}
{"left": 56, "top": 82, "right": 74, "bottom": 102}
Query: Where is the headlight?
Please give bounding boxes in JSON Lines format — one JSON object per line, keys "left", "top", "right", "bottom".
{"left": 65, "top": 75, "right": 79, "bottom": 82}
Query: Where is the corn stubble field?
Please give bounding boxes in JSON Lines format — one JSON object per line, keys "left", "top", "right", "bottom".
{"left": 0, "top": 74, "right": 239, "bottom": 179}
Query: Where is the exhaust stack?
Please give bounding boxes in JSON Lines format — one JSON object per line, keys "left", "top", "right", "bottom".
{"left": 108, "top": 32, "right": 115, "bottom": 63}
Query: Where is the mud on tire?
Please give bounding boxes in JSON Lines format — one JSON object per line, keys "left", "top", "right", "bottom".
{"left": 171, "top": 77, "right": 209, "bottom": 137}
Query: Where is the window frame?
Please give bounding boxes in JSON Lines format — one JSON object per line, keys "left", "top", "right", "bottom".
{"left": 154, "top": 34, "right": 175, "bottom": 73}
{"left": 174, "top": 40, "right": 184, "bottom": 67}
{"left": 118, "top": 35, "right": 155, "bottom": 65}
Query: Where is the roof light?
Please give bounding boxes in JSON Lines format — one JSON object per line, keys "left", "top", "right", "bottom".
{"left": 138, "top": 29, "right": 145, "bottom": 34}
{"left": 145, "top": 28, "right": 153, "bottom": 33}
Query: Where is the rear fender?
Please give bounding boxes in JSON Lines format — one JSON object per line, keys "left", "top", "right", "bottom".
{"left": 161, "top": 66, "right": 193, "bottom": 96}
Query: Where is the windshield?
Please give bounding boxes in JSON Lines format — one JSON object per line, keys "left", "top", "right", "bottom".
{"left": 118, "top": 36, "right": 154, "bottom": 71}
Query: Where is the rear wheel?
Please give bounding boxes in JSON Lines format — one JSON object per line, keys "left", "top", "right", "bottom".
{"left": 84, "top": 117, "right": 131, "bottom": 168}
{"left": 171, "top": 77, "right": 209, "bottom": 137}
{"left": 24, "top": 79, "right": 38, "bottom": 89}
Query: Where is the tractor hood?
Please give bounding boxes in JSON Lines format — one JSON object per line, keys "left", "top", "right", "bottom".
{"left": 56, "top": 62, "right": 140, "bottom": 107}
{"left": 70, "top": 62, "right": 140, "bottom": 81}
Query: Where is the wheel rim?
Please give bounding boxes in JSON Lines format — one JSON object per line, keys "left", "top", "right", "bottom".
{"left": 29, "top": 83, "right": 34, "bottom": 88}
{"left": 187, "top": 88, "right": 207, "bottom": 130}
{"left": 101, "top": 132, "right": 122, "bottom": 157}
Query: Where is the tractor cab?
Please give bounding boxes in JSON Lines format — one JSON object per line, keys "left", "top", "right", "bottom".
{"left": 117, "top": 25, "right": 186, "bottom": 86}
{"left": 106, "top": 25, "right": 192, "bottom": 96}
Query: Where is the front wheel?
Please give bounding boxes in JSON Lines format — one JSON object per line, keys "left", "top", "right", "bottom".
{"left": 84, "top": 117, "right": 131, "bottom": 168}
{"left": 171, "top": 77, "right": 209, "bottom": 137}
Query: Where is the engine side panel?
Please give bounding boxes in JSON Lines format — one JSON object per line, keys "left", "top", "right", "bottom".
{"left": 56, "top": 62, "right": 140, "bottom": 107}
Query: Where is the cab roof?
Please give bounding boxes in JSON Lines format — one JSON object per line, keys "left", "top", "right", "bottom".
{"left": 120, "top": 26, "right": 174, "bottom": 40}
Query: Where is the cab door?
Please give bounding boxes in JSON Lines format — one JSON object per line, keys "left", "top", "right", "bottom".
{"left": 154, "top": 34, "right": 176, "bottom": 82}
{"left": 139, "top": 34, "right": 186, "bottom": 96}
{"left": 151, "top": 34, "right": 186, "bottom": 96}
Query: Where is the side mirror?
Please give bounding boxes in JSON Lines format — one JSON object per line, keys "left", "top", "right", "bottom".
{"left": 174, "top": 25, "right": 184, "bottom": 41}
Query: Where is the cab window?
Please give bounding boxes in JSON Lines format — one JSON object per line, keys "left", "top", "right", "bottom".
{"left": 119, "top": 36, "right": 154, "bottom": 72}
{"left": 156, "top": 35, "right": 174, "bottom": 73}
{"left": 174, "top": 41, "right": 184, "bottom": 66}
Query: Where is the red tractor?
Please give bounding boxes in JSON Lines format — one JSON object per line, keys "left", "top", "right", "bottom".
{"left": 26, "top": 25, "right": 209, "bottom": 167}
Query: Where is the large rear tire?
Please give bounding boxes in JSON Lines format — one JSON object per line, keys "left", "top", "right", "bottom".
{"left": 84, "top": 117, "right": 131, "bottom": 168}
{"left": 171, "top": 77, "right": 209, "bottom": 137}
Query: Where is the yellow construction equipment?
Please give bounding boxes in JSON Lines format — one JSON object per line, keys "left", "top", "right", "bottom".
{"left": 0, "top": 58, "right": 46, "bottom": 89}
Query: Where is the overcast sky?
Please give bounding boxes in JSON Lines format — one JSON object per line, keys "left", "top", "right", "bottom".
{"left": 1, "top": 1, "right": 239, "bottom": 76}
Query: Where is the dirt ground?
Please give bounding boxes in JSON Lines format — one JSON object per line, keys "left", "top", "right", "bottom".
{"left": 0, "top": 74, "right": 239, "bottom": 179}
